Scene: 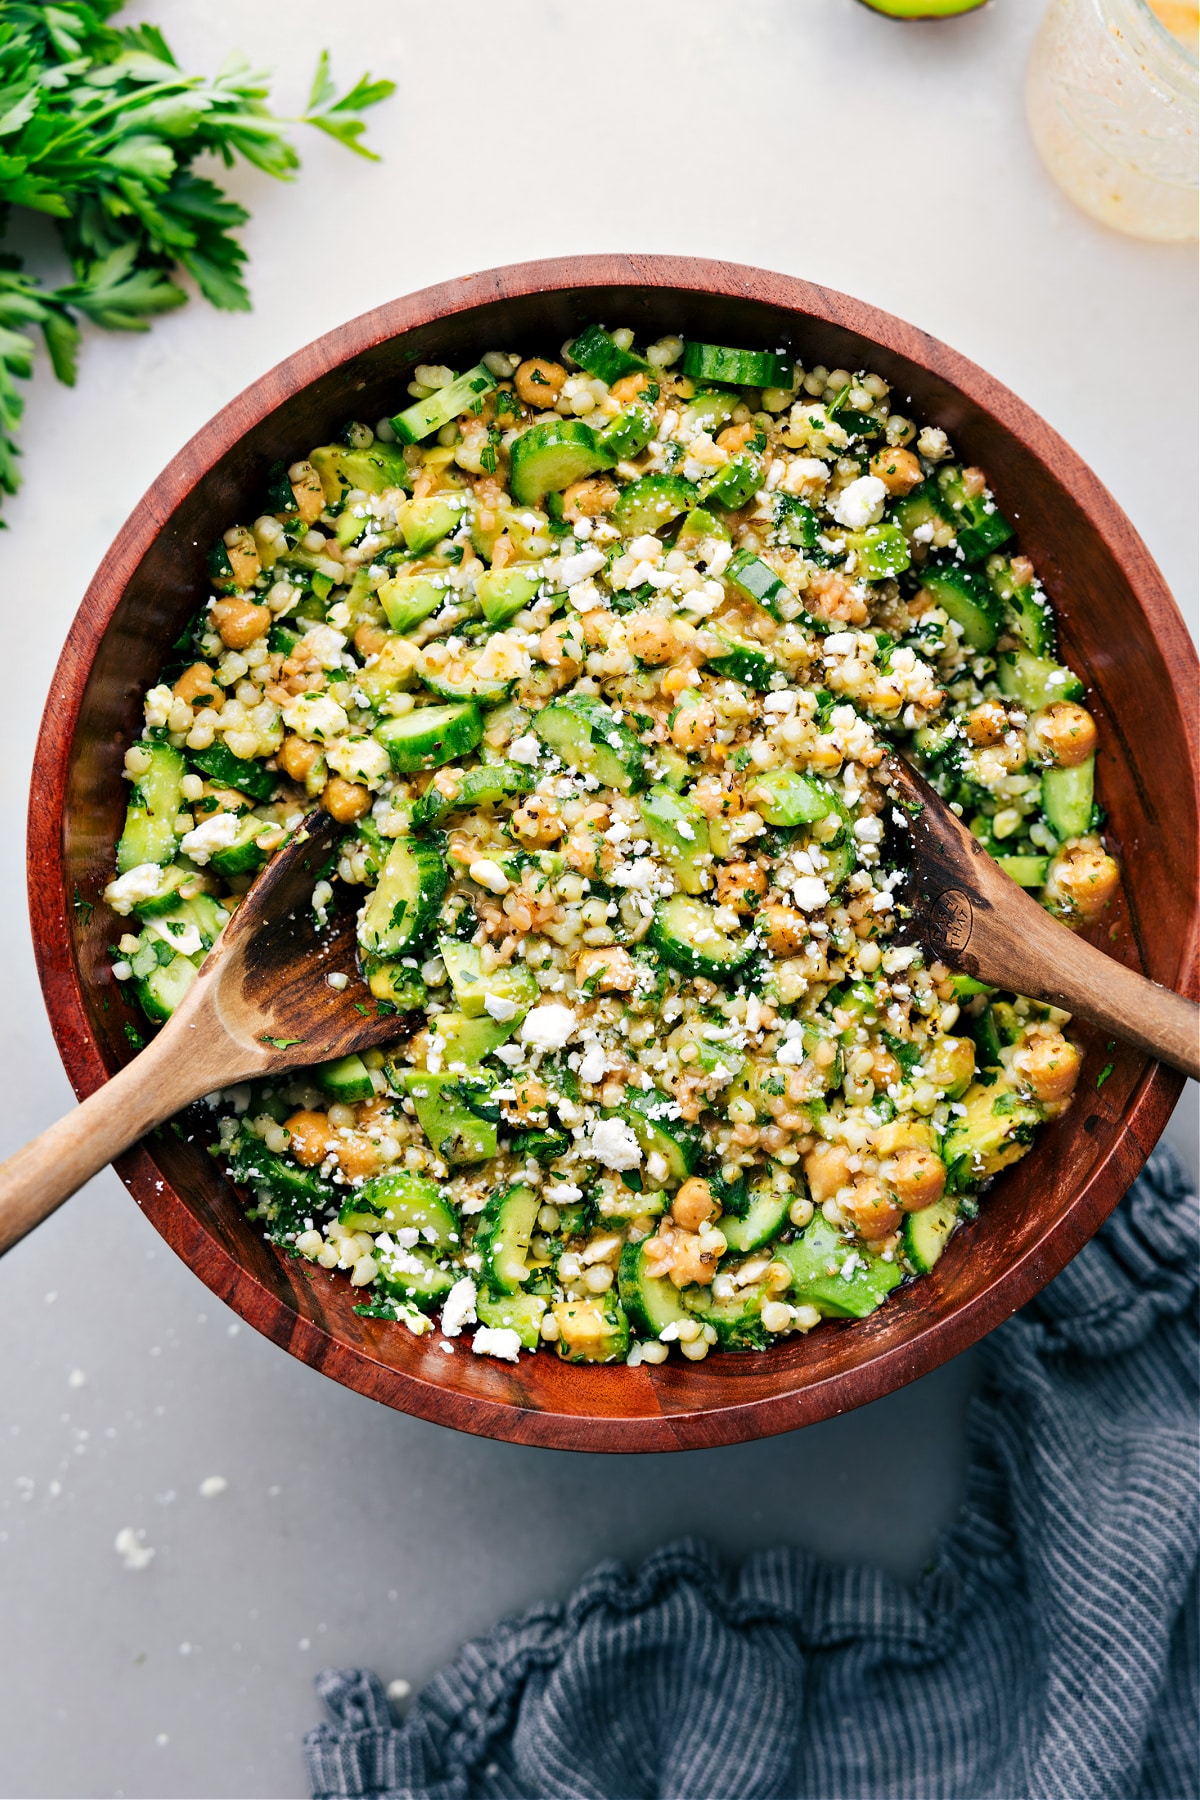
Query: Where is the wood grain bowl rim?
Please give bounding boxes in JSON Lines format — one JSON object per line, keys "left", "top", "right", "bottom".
{"left": 26, "top": 254, "right": 1199, "bottom": 1452}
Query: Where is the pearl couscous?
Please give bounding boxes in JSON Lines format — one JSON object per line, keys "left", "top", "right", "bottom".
{"left": 104, "top": 326, "right": 1118, "bottom": 1365}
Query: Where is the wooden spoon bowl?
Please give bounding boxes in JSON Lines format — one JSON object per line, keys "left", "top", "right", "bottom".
{"left": 28, "top": 256, "right": 1199, "bottom": 1451}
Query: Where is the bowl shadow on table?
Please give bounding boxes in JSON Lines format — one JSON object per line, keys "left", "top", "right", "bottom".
{"left": 35, "top": 257, "right": 1197, "bottom": 1453}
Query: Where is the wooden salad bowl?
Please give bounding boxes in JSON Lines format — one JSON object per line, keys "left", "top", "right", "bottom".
{"left": 28, "top": 256, "right": 1199, "bottom": 1452}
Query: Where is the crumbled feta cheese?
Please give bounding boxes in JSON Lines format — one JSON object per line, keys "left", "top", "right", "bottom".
{"left": 792, "top": 875, "right": 830, "bottom": 911}
{"left": 440, "top": 1277, "right": 478, "bottom": 1338}
{"left": 282, "top": 692, "right": 350, "bottom": 742}
{"left": 830, "top": 474, "right": 887, "bottom": 530}
{"left": 546, "top": 1182, "right": 583, "bottom": 1204}
{"left": 578, "top": 1044, "right": 609, "bottom": 1085}
{"left": 508, "top": 734, "right": 541, "bottom": 766}
{"left": 300, "top": 623, "right": 348, "bottom": 668}
{"left": 483, "top": 993, "right": 519, "bottom": 1023}
{"left": 326, "top": 737, "right": 390, "bottom": 786}
{"left": 114, "top": 1527, "right": 155, "bottom": 1572}
{"left": 472, "top": 1326, "right": 522, "bottom": 1362}
{"left": 469, "top": 858, "right": 510, "bottom": 895}
{"left": 558, "top": 546, "right": 606, "bottom": 587}
{"left": 180, "top": 812, "right": 242, "bottom": 865}
{"left": 520, "top": 1004, "right": 577, "bottom": 1051}
{"left": 103, "top": 863, "right": 165, "bottom": 916}
{"left": 588, "top": 1117, "right": 642, "bottom": 1172}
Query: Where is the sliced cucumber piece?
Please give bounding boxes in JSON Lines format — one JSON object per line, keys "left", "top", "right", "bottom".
{"left": 936, "top": 467, "right": 1014, "bottom": 563}
{"left": 378, "top": 570, "right": 454, "bottom": 634}
{"left": 845, "top": 522, "right": 910, "bottom": 581}
{"left": 316, "top": 1053, "right": 375, "bottom": 1105}
{"left": 396, "top": 495, "right": 469, "bottom": 555}
{"left": 134, "top": 951, "right": 197, "bottom": 1022}
{"left": 682, "top": 1279, "right": 771, "bottom": 1349}
{"left": 996, "top": 854, "right": 1050, "bottom": 888}
{"left": 569, "top": 324, "right": 649, "bottom": 385}
{"left": 228, "top": 1127, "right": 335, "bottom": 1219}
{"left": 377, "top": 1243, "right": 454, "bottom": 1310}
{"left": 681, "top": 389, "right": 741, "bottom": 436}
{"left": 475, "top": 566, "right": 542, "bottom": 626}
{"left": 187, "top": 741, "right": 276, "bottom": 803}
{"left": 637, "top": 785, "right": 710, "bottom": 895}
{"left": 620, "top": 1086, "right": 704, "bottom": 1184}
{"left": 339, "top": 1169, "right": 459, "bottom": 1245}
{"left": 509, "top": 420, "right": 608, "bottom": 506}
{"left": 516, "top": 1128, "right": 570, "bottom": 1165}
{"left": 705, "top": 624, "right": 776, "bottom": 690}
{"left": 553, "top": 1296, "right": 630, "bottom": 1363}
{"left": 375, "top": 702, "right": 484, "bottom": 773}
{"left": 777, "top": 1216, "right": 904, "bottom": 1319}
{"left": 401, "top": 1069, "right": 499, "bottom": 1165}
{"left": 412, "top": 760, "right": 535, "bottom": 829}
{"left": 618, "top": 1239, "right": 692, "bottom": 1339}
{"left": 391, "top": 365, "right": 496, "bottom": 445}
{"left": 117, "top": 743, "right": 186, "bottom": 873}
{"left": 891, "top": 480, "right": 952, "bottom": 544}
{"left": 1042, "top": 756, "right": 1095, "bottom": 840}
{"left": 476, "top": 1289, "right": 546, "bottom": 1349}
{"left": 920, "top": 565, "right": 1004, "bottom": 651}
{"left": 746, "top": 769, "right": 837, "bottom": 828}
{"left": 533, "top": 695, "right": 647, "bottom": 794}
{"left": 986, "top": 560, "right": 1056, "bottom": 656}
{"left": 774, "top": 494, "right": 820, "bottom": 550}
{"left": 649, "top": 894, "right": 754, "bottom": 981}
{"left": 699, "top": 452, "right": 762, "bottom": 512}
{"left": 310, "top": 441, "right": 411, "bottom": 501}
{"left": 206, "top": 812, "right": 269, "bottom": 880}
{"left": 720, "top": 1174, "right": 791, "bottom": 1255}
{"left": 681, "top": 341, "right": 792, "bottom": 388}
{"left": 438, "top": 937, "right": 538, "bottom": 1020}
{"left": 675, "top": 507, "right": 730, "bottom": 557}
{"left": 421, "top": 663, "right": 514, "bottom": 708}
{"left": 611, "top": 474, "right": 695, "bottom": 536}
{"left": 725, "top": 548, "right": 788, "bottom": 618}
{"left": 127, "top": 862, "right": 192, "bottom": 918}
{"left": 997, "top": 649, "right": 1084, "bottom": 710}
{"left": 475, "top": 1182, "right": 540, "bottom": 1295}
{"left": 597, "top": 403, "right": 655, "bottom": 462}
{"left": 901, "top": 1196, "right": 960, "bottom": 1275}
{"left": 358, "top": 835, "right": 448, "bottom": 956}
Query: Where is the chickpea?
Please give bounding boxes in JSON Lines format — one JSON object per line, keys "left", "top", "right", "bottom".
{"left": 1028, "top": 702, "right": 1098, "bottom": 769}
{"left": 223, "top": 525, "right": 261, "bottom": 588}
{"left": 501, "top": 1075, "right": 548, "bottom": 1125}
{"left": 808, "top": 568, "right": 869, "bottom": 626}
{"left": 690, "top": 775, "right": 744, "bottom": 819}
{"left": 804, "top": 1141, "right": 852, "bottom": 1206}
{"left": 514, "top": 358, "right": 567, "bottom": 408}
{"left": 539, "top": 617, "right": 585, "bottom": 670}
{"left": 288, "top": 460, "right": 326, "bottom": 525}
{"left": 575, "top": 945, "right": 636, "bottom": 994}
{"left": 609, "top": 371, "right": 651, "bottom": 405}
{"left": 668, "top": 1226, "right": 727, "bottom": 1289}
{"left": 353, "top": 622, "right": 389, "bottom": 659}
{"left": 335, "top": 1133, "right": 384, "bottom": 1181}
{"left": 511, "top": 795, "right": 564, "bottom": 846}
{"left": 563, "top": 475, "right": 619, "bottom": 520}
{"left": 284, "top": 1111, "right": 335, "bottom": 1167}
{"left": 321, "top": 777, "right": 371, "bottom": 823}
{"left": 1044, "top": 840, "right": 1120, "bottom": 921}
{"left": 715, "top": 861, "right": 767, "bottom": 913}
{"left": 964, "top": 700, "right": 1009, "bottom": 747}
{"left": 670, "top": 698, "right": 716, "bottom": 751}
{"left": 211, "top": 598, "right": 270, "bottom": 650}
{"left": 882, "top": 1147, "right": 947, "bottom": 1212}
{"left": 1014, "top": 1031, "right": 1083, "bottom": 1104}
{"left": 841, "top": 1179, "right": 903, "bottom": 1242}
{"left": 173, "top": 663, "right": 222, "bottom": 709}
{"left": 759, "top": 903, "right": 808, "bottom": 956}
{"left": 868, "top": 445, "right": 924, "bottom": 495}
{"left": 627, "top": 614, "right": 680, "bottom": 665}
{"left": 716, "top": 422, "right": 755, "bottom": 454}
{"left": 279, "top": 734, "right": 323, "bottom": 784}
{"left": 672, "top": 1178, "right": 718, "bottom": 1231}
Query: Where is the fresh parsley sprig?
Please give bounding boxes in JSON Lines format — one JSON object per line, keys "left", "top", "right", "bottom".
{"left": 0, "top": 1, "right": 394, "bottom": 519}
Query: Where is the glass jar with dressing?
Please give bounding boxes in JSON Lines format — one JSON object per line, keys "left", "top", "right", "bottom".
{"left": 1026, "top": 0, "right": 1198, "bottom": 241}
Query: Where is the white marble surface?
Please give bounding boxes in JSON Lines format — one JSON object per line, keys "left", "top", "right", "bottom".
{"left": 0, "top": 2, "right": 1194, "bottom": 1794}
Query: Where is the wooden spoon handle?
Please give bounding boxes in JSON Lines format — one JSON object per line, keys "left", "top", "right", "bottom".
{"left": 0, "top": 1036, "right": 206, "bottom": 1257}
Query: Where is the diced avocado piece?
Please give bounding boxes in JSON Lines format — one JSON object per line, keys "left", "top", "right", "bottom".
{"left": 611, "top": 474, "right": 695, "bottom": 536}
{"left": 438, "top": 937, "right": 538, "bottom": 1020}
{"left": 637, "top": 785, "right": 710, "bottom": 895}
{"left": 378, "top": 570, "right": 454, "bottom": 633}
{"left": 316, "top": 1053, "right": 375, "bottom": 1105}
{"left": 363, "top": 957, "right": 426, "bottom": 1010}
{"left": 997, "top": 648, "right": 1084, "bottom": 710}
{"left": 476, "top": 1289, "right": 546, "bottom": 1350}
{"left": 745, "top": 768, "right": 837, "bottom": 828}
{"left": 390, "top": 365, "right": 496, "bottom": 445}
{"left": 401, "top": 1069, "right": 499, "bottom": 1164}
{"left": 997, "top": 854, "right": 1051, "bottom": 889}
{"left": 475, "top": 1182, "right": 540, "bottom": 1295}
{"left": 117, "top": 743, "right": 186, "bottom": 873}
{"left": 396, "top": 494, "right": 469, "bottom": 554}
{"left": 475, "top": 566, "right": 541, "bottom": 626}
{"left": 310, "top": 441, "right": 411, "bottom": 501}
{"left": 435, "top": 1010, "right": 519, "bottom": 1064}
{"left": 942, "top": 1073, "right": 1042, "bottom": 1185}
{"left": 553, "top": 1296, "right": 630, "bottom": 1363}
{"left": 533, "top": 695, "right": 647, "bottom": 794}
{"left": 777, "top": 1216, "right": 903, "bottom": 1319}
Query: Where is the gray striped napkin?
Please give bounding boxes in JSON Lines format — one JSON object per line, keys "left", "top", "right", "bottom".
{"left": 307, "top": 1144, "right": 1198, "bottom": 1800}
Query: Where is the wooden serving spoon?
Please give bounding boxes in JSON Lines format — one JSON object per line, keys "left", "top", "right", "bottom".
{"left": 884, "top": 756, "right": 1199, "bottom": 1080}
{"left": 0, "top": 811, "right": 414, "bottom": 1256}
{"left": 0, "top": 767, "right": 1195, "bottom": 1259}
